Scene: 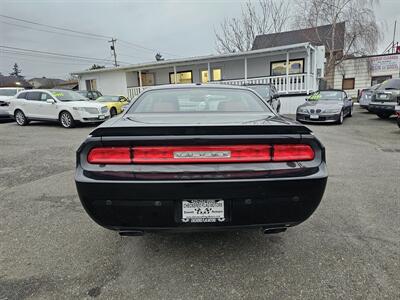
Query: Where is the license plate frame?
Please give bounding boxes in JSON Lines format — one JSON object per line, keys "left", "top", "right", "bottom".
{"left": 310, "top": 114, "right": 319, "bottom": 120}
{"left": 181, "top": 199, "right": 225, "bottom": 223}
{"left": 98, "top": 115, "right": 105, "bottom": 120}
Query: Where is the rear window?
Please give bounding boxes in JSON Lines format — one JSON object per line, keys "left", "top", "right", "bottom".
{"left": 379, "top": 79, "right": 400, "bottom": 90}
{"left": 0, "top": 89, "right": 18, "bottom": 96}
{"left": 127, "top": 88, "right": 270, "bottom": 113}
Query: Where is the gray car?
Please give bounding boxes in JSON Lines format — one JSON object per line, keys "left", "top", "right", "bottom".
{"left": 296, "top": 90, "right": 353, "bottom": 124}
{"left": 359, "top": 83, "right": 381, "bottom": 110}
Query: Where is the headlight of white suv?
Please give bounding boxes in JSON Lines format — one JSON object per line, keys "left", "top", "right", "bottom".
{"left": 324, "top": 108, "right": 341, "bottom": 113}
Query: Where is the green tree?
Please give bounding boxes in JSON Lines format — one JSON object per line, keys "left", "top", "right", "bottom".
{"left": 9, "top": 63, "right": 23, "bottom": 77}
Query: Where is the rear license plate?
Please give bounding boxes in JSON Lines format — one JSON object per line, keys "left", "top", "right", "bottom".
{"left": 98, "top": 115, "right": 105, "bottom": 120}
{"left": 182, "top": 199, "right": 225, "bottom": 223}
{"left": 310, "top": 114, "right": 319, "bottom": 119}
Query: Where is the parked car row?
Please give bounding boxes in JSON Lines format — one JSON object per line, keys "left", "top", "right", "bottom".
{"left": 368, "top": 79, "right": 400, "bottom": 119}
{"left": 294, "top": 79, "right": 400, "bottom": 130}
{"left": 0, "top": 88, "right": 131, "bottom": 128}
{"left": 359, "top": 78, "right": 400, "bottom": 130}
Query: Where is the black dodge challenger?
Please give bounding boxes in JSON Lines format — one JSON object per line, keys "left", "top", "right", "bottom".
{"left": 75, "top": 84, "right": 327, "bottom": 235}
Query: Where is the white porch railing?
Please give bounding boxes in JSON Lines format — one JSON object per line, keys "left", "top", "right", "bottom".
{"left": 127, "top": 74, "right": 315, "bottom": 98}
{"left": 216, "top": 74, "right": 313, "bottom": 93}
{"left": 127, "top": 86, "right": 150, "bottom": 99}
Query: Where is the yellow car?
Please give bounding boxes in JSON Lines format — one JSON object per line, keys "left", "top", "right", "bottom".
{"left": 95, "top": 95, "right": 130, "bottom": 117}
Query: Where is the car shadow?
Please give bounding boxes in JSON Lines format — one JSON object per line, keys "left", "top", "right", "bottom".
{"left": 18, "top": 121, "right": 100, "bottom": 128}
{"left": 120, "top": 228, "right": 287, "bottom": 259}
{"left": 0, "top": 119, "right": 14, "bottom": 124}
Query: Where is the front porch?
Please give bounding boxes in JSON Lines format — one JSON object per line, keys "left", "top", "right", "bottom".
{"left": 124, "top": 43, "right": 323, "bottom": 99}
{"left": 127, "top": 73, "right": 314, "bottom": 99}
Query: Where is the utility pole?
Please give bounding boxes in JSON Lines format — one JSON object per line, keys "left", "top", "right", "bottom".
{"left": 392, "top": 21, "right": 397, "bottom": 53}
{"left": 108, "top": 38, "right": 118, "bottom": 67}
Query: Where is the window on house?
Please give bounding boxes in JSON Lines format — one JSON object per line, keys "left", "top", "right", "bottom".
{"left": 342, "top": 78, "right": 355, "bottom": 90}
{"left": 169, "top": 71, "right": 193, "bottom": 84}
{"left": 270, "top": 59, "right": 304, "bottom": 76}
{"left": 85, "top": 79, "right": 97, "bottom": 91}
{"left": 371, "top": 75, "right": 392, "bottom": 86}
{"left": 200, "top": 68, "right": 222, "bottom": 83}
{"left": 138, "top": 73, "right": 155, "bottom": 86}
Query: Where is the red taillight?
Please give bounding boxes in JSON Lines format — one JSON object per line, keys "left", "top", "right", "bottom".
{"left": 87, "top": 147, "right": 131, "bottom": 164}
{"left": 132, "top": 145, "right": 271, "bottom": 163}
{"left": 273, "top": 144, "right": 314, "bottom": 161}
{"left": 87, "top": 144, "right": 315, "bottom": 164}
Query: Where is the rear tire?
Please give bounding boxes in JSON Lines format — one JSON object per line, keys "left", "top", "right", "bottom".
{"left": 110, "top": 107, "right": 117, "bottom": 117}
{"left": 377, "top": 112, "right": 391, "bottom": 119}
{"left": 14, "top": 110, "right": 29, "bottom": 126}
{"left": 59, "top": 111, "right": 75, "bottom": 128}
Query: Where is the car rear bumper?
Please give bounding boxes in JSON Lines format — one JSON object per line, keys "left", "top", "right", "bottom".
{"left": 368, "top": 103, "right": 396, "bottom": 114}
{"left": 75, "top": 164, "right": 328, "bottom": 232}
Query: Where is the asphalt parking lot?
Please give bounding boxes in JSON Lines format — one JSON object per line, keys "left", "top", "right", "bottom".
{"left": 0, "top": 107, "right": 399, "bottom": 299}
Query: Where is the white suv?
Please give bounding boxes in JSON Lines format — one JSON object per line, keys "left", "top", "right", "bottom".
{"left": 9, "top": 89, "right": 110, "bottom": 128}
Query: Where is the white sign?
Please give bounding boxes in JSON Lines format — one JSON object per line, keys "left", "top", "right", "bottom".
{"left": 369, "top": 54, "right": 400, "bottom": 73}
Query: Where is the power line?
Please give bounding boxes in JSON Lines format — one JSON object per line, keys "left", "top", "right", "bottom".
{"left": 0, "top": 45, "right": 133, "bottom": 64}
{"left": 0, "top": 52, "right": 109, "bottom": 67}
{"left": 0, "top": 20, "right": 107, "bottom": 42}
{"left": 119, "top": 39, "right": 180, "bottom": 57}
{"left": 0, "top": 14, "right": 111, "bottom": 39}
{"left": 0, "top": 14, "right": 181, "bottom": 58}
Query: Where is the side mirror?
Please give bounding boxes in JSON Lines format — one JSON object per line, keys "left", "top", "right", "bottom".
{"left": 46, "top": 99, "right": 55, "bottom": 104}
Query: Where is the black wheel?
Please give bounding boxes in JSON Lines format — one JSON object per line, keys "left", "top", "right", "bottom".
{"left": 59, "top": 111, "right": 75, "bottom": 128}
{"left": 110, "top": 107, "right": 117, "bottom": 117}
{"left": 337, "top": 110, "right": 344, "bottom": 125}
{"left": 14, "top": 110, "right": 29, "bottom": 126}
{"left": 376, "top": 112, "right": 391, "bottom": 119}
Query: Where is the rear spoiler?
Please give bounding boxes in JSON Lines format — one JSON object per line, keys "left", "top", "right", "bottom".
{"left": 91, "top": 125, "right": 312, "bottom": 137}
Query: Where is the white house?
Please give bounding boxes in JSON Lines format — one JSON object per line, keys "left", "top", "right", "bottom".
{"left": 73, "top": 42, "right": 325, "bottom": 114}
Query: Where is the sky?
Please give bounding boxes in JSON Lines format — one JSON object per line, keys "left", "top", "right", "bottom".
{"left": 0, "top": 0, "right": 399, "bottom": 79}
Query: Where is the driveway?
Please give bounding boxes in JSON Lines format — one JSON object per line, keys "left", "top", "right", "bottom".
{"left": 0, "top": 108, "right": 399, "bottom": 299}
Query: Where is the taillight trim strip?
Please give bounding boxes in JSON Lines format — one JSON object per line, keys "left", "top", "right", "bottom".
{"left": 87, "top": 144, "right": 315, "bottom": 164}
